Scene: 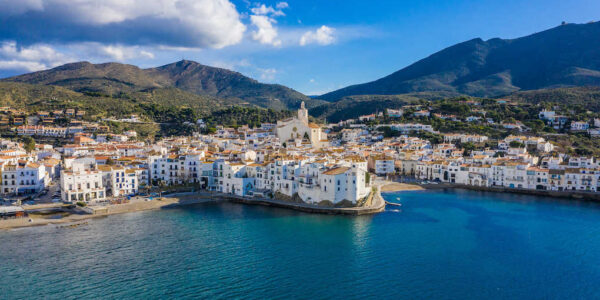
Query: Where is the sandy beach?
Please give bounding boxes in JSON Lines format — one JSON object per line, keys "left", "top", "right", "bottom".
{"left": 0, "top": 194, "right": 217, "bottom": 231}
{"left": 380, "top": 182, "right": 424, "bottom": 192}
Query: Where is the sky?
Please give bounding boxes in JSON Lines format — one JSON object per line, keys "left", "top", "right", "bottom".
{"left": 0, "top": 0, "right": 599, "bottom": 95}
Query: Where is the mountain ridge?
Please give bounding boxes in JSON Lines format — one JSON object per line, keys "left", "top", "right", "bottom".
{"left": 3, "top": 60, "right": 324, "bottom": 111}
{"left": 319, "top": 22, "right": 600, "bottom": 101}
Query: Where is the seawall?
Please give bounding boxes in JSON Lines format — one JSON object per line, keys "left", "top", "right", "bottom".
{"left": 214, "top": 194, "right": 386, "bottom": 216}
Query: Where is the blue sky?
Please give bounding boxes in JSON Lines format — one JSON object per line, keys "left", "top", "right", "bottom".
{"left": 0, "top": 0, "right": 599, "bottom": 95}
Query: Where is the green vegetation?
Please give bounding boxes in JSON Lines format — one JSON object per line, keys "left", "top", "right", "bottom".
{"left": 22, "top": 136, "right": 35, "bottom": 153}
{"left": 3, "top": 60, "right": 325, "bottom": 111}
{"left": 508, "top": 87, "right": 600, "bottom": 112}
{"left": 203, "top": 106, "right": 293, "bottom": 128}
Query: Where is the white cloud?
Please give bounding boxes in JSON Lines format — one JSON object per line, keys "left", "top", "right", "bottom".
{"left": 309, "top": 78, "right": 315, "bottom": 83}
{"left": 250, "top": 15, "right": 281, "bottom": 47}
{"left": 251, "top": 3, "right": 287, "bottom": 16}
{"left": 0, "top": 0, "right": 247, "bottom": 49}
{"left": 210, "top": 59, "right": 251, "bottom": 71}
{"left": 0, "top": 60, "right": 47, "bottom": 72}
{"left": 300, "top": 26, "right": 335, "bottom": 46}
{"left": 0, "top": 41, "right": 73, "bottom": 71}
{"left": 98, "top": 45, "right": 154, "bottom": 61}
{"left": 258, "top": 68, "right": 277, "bottom": 81}
{"left": 248, "top": 2, "right": 290, "bottom": 47}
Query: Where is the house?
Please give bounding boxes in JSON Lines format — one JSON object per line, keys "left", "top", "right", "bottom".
{"left": 570, "top": 121, "right": 589, "bottom": 131}
{"left": 413, "top": 110, "right": 431, "bottom": 117}
{"left": 359, "top": 114, "right": 376, "bottom": 122}
{"left": 386, "top": 108, "right": 403, "bottom": 118}
{"left": 367, "top": 154, "right": 395, "bottom": 175}
{"left": 60, "top": 161, "right": 106, "bottom": 203}
{"left": 1, "top": 162, "right": 48, "bottom": 195}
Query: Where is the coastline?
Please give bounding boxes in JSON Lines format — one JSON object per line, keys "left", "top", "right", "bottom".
{"left": 0, "top": 188, "right": 388, "bottom": 230}
{"left": 382, "top": 180, "right": 600, "bottom": 203}
{"left": 0, "top": 194, "right": 216, "bottom": 231}
{"left": 425, "top": 183, "right": 600, "bottom": 202}
{"left": 4, "top": 181, "right": 598, "bottom": 231}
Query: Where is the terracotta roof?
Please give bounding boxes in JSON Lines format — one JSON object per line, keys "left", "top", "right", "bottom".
{"left": 322, "top": 166, "right": 350, "bottom": 175}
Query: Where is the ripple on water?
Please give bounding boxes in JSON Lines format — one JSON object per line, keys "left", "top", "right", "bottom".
{"left": 1, "top": 193, "right": 600, "bottom": 299}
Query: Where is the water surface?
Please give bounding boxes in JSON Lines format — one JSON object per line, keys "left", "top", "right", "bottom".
{"left": 1, "top": 189, "right": 600, "bottom": 299}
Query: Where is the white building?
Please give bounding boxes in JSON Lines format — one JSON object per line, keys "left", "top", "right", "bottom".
{"left": 341, "top": 128, "right": 364, "bottom": 142}
{"left": 60, "top": 162, "right": 106, "bottom": 203}
{"left": 149, "top": 155, "right": 184, "bottom": 185}
{"left": 276, "top": 102, "right": 327, "bottom": 148}
{"left": 1, "top": 162, "right": 48, "bottom": 195}
{"left": 368, "top": 155, "right": 395, "bottom": 175}
{"left": 110, "top": 167, "right": 139, "bottom": 197}
{"left": 386, "top": 108, "right": 403, "bottom": 118}
{"left": 570, "top": 121, "right": 589, "bottom": 131}
{"left": 297, "top": 166, "right": 369, "bottom": 205}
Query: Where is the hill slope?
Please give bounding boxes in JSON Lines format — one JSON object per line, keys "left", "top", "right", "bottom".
{"left": 3, "top": 60, "right": 322, "bottom": 110}
{"left": 0, "top": 81, "right": 237, "bottom": 118}
{"left": 320, "top": 22, "right": 600, "bottom": 101}
{"left": 507, "top": 86, "right": 600, "bottom": 112}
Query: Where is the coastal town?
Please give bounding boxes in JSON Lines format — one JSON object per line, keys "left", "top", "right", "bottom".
{"left": 1, "top": 98, "right": 600, "bottom": 224}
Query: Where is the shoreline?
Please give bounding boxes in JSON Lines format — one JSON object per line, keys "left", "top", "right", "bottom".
{"left": 0, "top": 189, "right": 387, "bottom": 230}
{"left": 379, "top": 182, "right": 425, "bottom": 193}
{"left": 0, "top": 194, "right": 217, "bottom": 231}
{"left": 380, "top": 180, "right": 600, "bottom": 203}
{"left": 431, "top": 183, "right": 600, "bottom": 202}
{"left": 4, "top": 181, "right": 597, "bottom": 231}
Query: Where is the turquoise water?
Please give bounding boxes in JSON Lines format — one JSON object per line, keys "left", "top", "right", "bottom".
{"left": 2, "top": 189, "right": 600, "bottom": 299}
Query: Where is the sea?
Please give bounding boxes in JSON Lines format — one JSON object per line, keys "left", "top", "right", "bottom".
{"left": 1, "top": 189, "right": 600, "bottom": 299}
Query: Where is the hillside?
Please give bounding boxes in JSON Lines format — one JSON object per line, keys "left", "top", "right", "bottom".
{"left": 0, "top": 81, "right": 236, "bottom": 118}
{"left": 320, "top": 22, "right": 600, "bottom": 101}
{"left": 507, "top": 86, "right": 600, "bottom": 112}
{"left": 3, "top": 60, "right": 323, "bottom": 110}
{"left": 309, "top": 92, "right": 458, "bottom": 122}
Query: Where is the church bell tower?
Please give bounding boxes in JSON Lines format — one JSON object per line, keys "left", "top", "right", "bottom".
{"left": 298, "top": 101, "right": 309, "bottom": 124}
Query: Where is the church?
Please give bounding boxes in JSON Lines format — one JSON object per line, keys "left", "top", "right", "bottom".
{"left": 275, "top": 102, "right": 327, "bottom": 148}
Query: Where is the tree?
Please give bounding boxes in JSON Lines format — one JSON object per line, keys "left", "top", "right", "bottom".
{"left": 462, "top": 142, "right": 476, "bottom": 156}
{"left": 509, "top": 141, "right": 525, "bottom": 148}
{"left": 22, "top": 136, "right": 35, "bottom": 153}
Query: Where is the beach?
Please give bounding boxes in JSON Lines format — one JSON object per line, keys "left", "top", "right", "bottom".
{"left": 0, "top": 194, "right": 216, "bottom": 230}
{"left": 379, "top": 182, "right": 424, "bottom": 192}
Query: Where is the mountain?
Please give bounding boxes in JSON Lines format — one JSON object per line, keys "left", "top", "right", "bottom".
{"left": 320, "top": 22, "right": 600, "bottom": 101}
{"left": 3, "top": 60, "right": 323, "bottom": 110}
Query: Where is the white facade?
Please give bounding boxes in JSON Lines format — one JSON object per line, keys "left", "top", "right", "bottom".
{"left": 60, "top": 162, "right": 106, "bottom": 203}
{"left": 1, "top": 163, "right": 48, "bottom": 195}
{"left": 276, "top": 102, "right": 327, "bottom": 148}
